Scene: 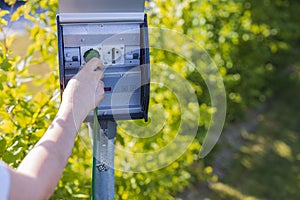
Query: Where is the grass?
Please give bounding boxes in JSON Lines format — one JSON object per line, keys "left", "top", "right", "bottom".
{"left": 205, "top": 69, "right": 300, "bottom": 200}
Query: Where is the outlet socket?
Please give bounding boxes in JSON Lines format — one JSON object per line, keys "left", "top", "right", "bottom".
{"left": 100, "top": 45, "right": 125, "bottom": 65}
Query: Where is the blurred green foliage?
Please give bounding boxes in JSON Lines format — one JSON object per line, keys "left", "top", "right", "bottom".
{"left": 0, "top": 0, "right": 299, "bottom": 199}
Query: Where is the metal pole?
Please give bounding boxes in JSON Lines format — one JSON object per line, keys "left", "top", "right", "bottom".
{"left": 89, "top": 112, "right": 116, "bottom": 200}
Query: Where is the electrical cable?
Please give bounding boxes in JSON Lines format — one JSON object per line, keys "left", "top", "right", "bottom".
{"left": 92, "top": 108, "right": 98, "bottom": 197}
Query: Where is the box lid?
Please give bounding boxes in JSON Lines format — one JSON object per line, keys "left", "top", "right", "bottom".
{"left": 58, "top": 0, "right": 145, "bottom": 23}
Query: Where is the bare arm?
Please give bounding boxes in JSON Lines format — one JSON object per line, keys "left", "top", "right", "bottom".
{"left": 8, "top": 58, "right": 104, "bottom": 200}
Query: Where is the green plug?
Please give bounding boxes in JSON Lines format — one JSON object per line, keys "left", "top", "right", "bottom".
{"left": 83, "top": 49, "right": 100, "bottom": 62}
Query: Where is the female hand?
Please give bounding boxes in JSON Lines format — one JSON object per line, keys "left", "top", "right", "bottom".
{"left": 61, "top": 58, "right": 105, "bottom": 122}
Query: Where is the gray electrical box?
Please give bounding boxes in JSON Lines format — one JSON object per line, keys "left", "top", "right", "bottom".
{"left": 57, "top": 0, "right": 150, "bottom": 121}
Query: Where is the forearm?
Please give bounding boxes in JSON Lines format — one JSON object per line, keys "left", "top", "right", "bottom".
{"left": 9, "top": 104, "right": 85, "bottom": 200}
{"left": 7, "top": 58, "right": 104, "bottom": 200}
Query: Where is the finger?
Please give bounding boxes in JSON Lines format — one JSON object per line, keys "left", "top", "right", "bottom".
{"left": 95, "top": 80, "right": 105, "bottom": 104}
{"left": 87, "top": 58, "right": 104, "bottom": 71}
{"left": 79, "top": 58, "right": 103, "bottom": 74}
{"left": 90, "top": 65, "right": 104, "bottom": 80}
{"left": 98, "top": 70, "right": 104, "bottom": 80}
{"left": 98, "top": 80, "right": 105, "bottom": 88}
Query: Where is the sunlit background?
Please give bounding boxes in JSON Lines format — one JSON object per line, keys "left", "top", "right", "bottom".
{"left": 1, "top": 0, "right": 300, "bottom": 199}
